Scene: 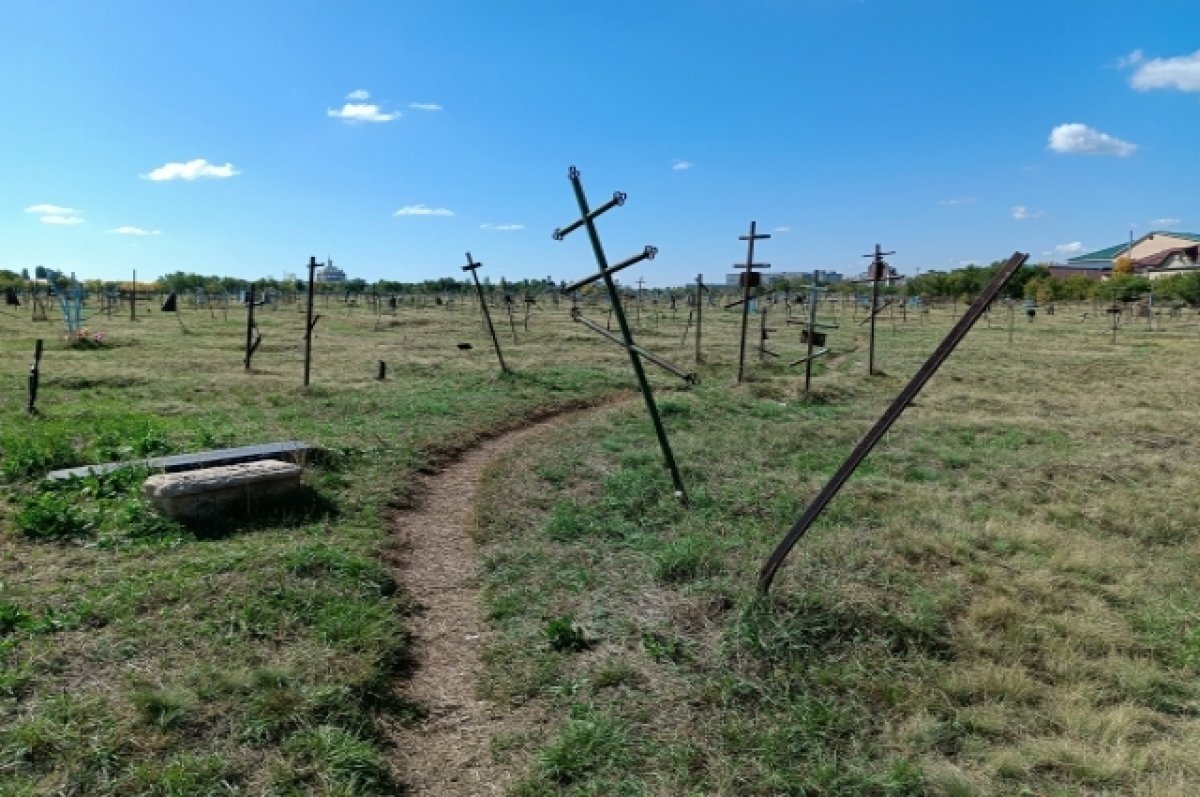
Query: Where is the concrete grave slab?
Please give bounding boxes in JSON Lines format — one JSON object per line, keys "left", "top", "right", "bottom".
{"left": 142, "top": 459, "right": 302, "bottom": 521}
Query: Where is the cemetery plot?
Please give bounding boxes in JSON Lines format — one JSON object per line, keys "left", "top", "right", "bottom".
{"left": 3, "top": 254, "right": 1200, "bottom": 795}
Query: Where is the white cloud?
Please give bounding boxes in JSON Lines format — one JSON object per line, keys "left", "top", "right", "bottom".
{"left": 773, "top": 226, "right": 792, "bottom": 233}
{"left": 1149, "top": 217, "right": 1181, "bottom": 228}
{"left": 1116, "top": 49, "right": 1144, "bottom": 69}
{"left": 25, "top": 203, "right": 77, "bottom": 215}
{"left": 26, "top": 203, "right": 83, "bottom": 224}
{"left": 144, "top": 158, "right": 240, "bottom": 181}
{"left": 346, "top": 89, "right": 370, "bottom": 100}
{"left": 1048, "top": 123, "right": 1137, "bottom": 157}
{"left": 327, "top": 102, "right": 399, "bottom": 123}
{"left": 481, "top": 223, "right": 524, "bottom": 231}
{"left": 394, "top": 204, "right": 454, "bottom": 217}
{"left": 1054, "top": 242, "right": 1085, "bottom": 255}
{"left": 1012, "top": 205, "right": 1043, "bottom": 220}
{"left": 408, "top": 102, "right": 442, "bottom": 111}
{"left": 938, "top": 197, "right": 976, "bottom": 206}
{"left": 111, "top": 226, "right": 161, "bottom": 236}
{"left": 671, "top": 160, "right": 693, "bottom": 171}
{"left": 1131, "top": 50, "right": 1200, "bottom": 92}
{"left": 958, "top": 259, "right": 979, "bottom": 267}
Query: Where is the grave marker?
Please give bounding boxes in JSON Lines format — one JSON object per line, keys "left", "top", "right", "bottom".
{"left": 462, "top": 253, "right": 509, "bottom": 373}
{"left": 554, "top": 165, "right": 689, "bottom": 503}
{"left": 244, "top": 283, "right": 263, "bottom": 370}
{"left": 303, "top": 256, "right": 322, "bottom": 387}
{"left": 758, "top": 252, "right": 1029, "bottom": 593}
{"left": 862, "top": 244, "right": 895, "bottom": 375}
{"left": 734, "top": 221, "right": 771, "bottom": 384}
{"left": 27, "top": 339, "right": 43, "bottom": 415}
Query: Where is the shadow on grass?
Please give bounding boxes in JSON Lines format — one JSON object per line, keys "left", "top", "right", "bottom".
{"left": 186, "top": 485, "right": 340, "bottom": 540}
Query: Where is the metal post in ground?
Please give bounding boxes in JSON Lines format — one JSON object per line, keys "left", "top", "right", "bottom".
{"left": 554, "top": 165, "right": 688, "bottom": 503}
{"left": 462, "top": 253, "right": 509, "bottom": 373}
{"left": 862, "top": 244, "right": 894, "bottom": 375}
{"left": 27, "top": 339, "right": 43, "bottom": 415}
{"left": 304, "top": 256, "right": 321, "bottom": 387}
{"left": 758, "top": 252, "right": 1030, "bottom": 593}
{"left": 735, "top": 221, "right": 771, "bottom": 384}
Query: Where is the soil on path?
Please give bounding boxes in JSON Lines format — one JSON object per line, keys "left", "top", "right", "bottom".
{"left": 385, "top": 407, "right": 604, "bottom": 795}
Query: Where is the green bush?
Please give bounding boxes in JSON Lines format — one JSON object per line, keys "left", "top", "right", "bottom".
{"left": 14, "top": 492, "right": 93, "bottom": 539}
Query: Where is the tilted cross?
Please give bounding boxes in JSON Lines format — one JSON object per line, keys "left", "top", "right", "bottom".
{"left": 554, "top": 166, "right": 689, "bottom": 503}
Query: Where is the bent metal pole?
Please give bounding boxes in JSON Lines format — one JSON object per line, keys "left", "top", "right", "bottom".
{"left": 758, "top": 251, "right": 1029, "bottom": 593}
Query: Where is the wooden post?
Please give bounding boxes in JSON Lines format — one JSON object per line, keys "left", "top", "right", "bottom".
{"left": 695, "top": 273, "right": 703, "bottom": 364}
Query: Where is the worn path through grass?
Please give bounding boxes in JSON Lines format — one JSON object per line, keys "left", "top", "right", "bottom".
{"left": 385, "top": 400, "right": 629, "bottom": 795}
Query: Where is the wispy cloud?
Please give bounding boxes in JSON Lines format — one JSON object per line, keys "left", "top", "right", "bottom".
{"left": 346, "top": 89, "right": 370, "bottom": 101}
{"left": 111, "top": 226, "right": 161, "bottom": 236}
{"left": 1055, "top": 242, "right": 1085, "bottom": 255}
{"left": 328, "top": 103, "right": 400, "bottom": 123}
{"left": 408, "top": 102, "right": 442, "bottom": 111}
{"left": 958, "top": 259, "right": 979, "bottom": 267}
{"left": 671, "top": 160, "right": 693, "bottom": 171}
{"left": 1116, "top": 49, "right": 1144, "bottom": 69}
{"left": 773, "top": 226, "right": 792, "bottom": 233}
{"left": 481, "top": 223, "right": 524, "bottom": 231}
{"left": 1149, "top": 218, "right": 1181, "bottom": 228}
{"left": 1012, "top": 206, "right": 1043, "bottom": 220}
{"left": 1048, "top": 123, "right": 1137, "bottom": 157}
{"left": 26, "top": 203, "right": 83, "bottom": 224}
{"left": 144, "top": 159, "right": 240, "bottom": 181}
{"left": 938, "top": 197, "right": 976, "bottom": 206}
{"left": 394, "top": 204, "right": 454, "bottom": 217}
{"left": 1130, "top": 49, "right": 1200, "bottom": 92}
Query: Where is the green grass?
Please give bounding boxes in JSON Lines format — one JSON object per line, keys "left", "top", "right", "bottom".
{"left": 7, "top": 292, "right": 1200, "bottom": 794}
{"left": 472, "top": 299, "right": 1200, "bottom": 795}
{"left": 0, "top": 295, "right": 626, "bottom": 793}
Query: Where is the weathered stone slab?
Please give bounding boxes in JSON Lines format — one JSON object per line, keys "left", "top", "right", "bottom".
{"left": 47, "top": 441, "right": 318, "bottom": 481}
{"left": 142, "top": 459, "right": 302, "bottom": 521}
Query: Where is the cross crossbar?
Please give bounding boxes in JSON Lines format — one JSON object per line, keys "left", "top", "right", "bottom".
{"left": 552, "top": 191, "right": 627, "bottom": 241}
{"left": 572, "top": 309, "right": 696, "bottom": 383}
{"left": 562, "top": 246, "right": 657, "bottom": 294}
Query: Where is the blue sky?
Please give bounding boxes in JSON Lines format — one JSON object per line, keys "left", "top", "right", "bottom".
{"left": 2, "top": 0, "right": 1197, "bottom": 286}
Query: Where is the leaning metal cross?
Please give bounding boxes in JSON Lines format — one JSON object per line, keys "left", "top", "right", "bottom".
{"left": 554, "top": 165, "right": 689, "bottom": 503}
{"left": 462, "top": 253, "right": 509, "bottom": 373}
{"left": 735, "top": 221, "right": 771, "bottom": 384}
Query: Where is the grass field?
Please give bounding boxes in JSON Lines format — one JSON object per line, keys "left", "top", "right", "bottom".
{"left": 3, "top": 289, "right": 1200, "bottom": 795}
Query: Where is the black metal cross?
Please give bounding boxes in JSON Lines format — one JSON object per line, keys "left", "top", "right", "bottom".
{"left": 735, "top": 221, "right": 771, "bottom": 383}
{"left": 862, "top": 243, "right": 895, "bottom": 375}
{"left": 462, "top": 252, "right": 509, "bottom": 373}
{"left": 554, "top": 166, "right": 689, "bottom": 503}
{"left": 787, "top": 284, "right": 839, "bottom": 393}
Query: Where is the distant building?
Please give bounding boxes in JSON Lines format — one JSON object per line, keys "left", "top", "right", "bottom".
{"left": 1058, "top": 231, "right": 1200, "bottom": 281}
{"left": 315, "top": 262, "right": 347, "bottom": 283}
